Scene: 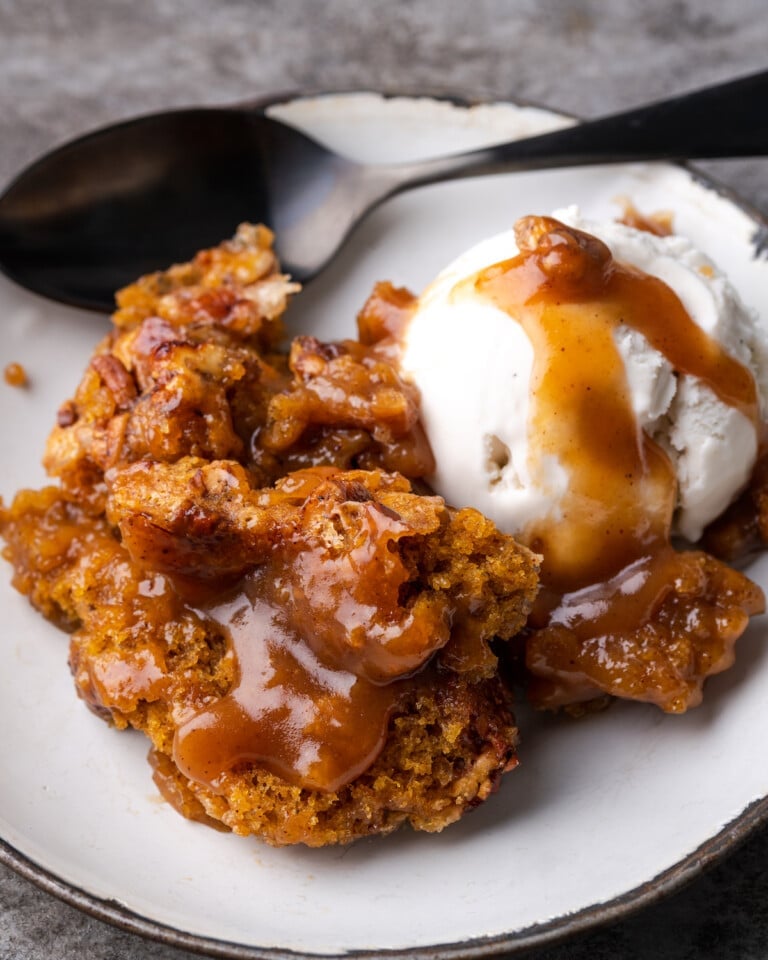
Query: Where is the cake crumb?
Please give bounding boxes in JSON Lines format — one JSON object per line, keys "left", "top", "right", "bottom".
{"left": 4, "top": 362, "right": 28, "bottom": 388}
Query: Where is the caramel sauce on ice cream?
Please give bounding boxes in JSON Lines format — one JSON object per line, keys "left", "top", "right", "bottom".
{"left": 474, "top": 216, "right": 758, "bottom": 588}
{"left": 412, "top": 215, "right": 765, "bottom": 711}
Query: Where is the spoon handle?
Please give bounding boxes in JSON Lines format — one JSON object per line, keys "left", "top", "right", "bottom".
{"left": 382, "top": 70, "right": 768, "bottom": 192}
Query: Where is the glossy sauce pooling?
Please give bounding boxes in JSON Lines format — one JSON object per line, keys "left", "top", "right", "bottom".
{"left": 173, "top": 481, "right": 450, "bottom": 793}
{"left": 474, "top": 216, "right": 758, "bottom": 589}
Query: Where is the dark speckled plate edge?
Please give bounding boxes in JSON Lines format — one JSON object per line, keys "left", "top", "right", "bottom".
{"left": 5, "top": 796, "right": 768, "bottom": 959}
{"left": 3, "top": 85, "right": 768, "bottom": 960}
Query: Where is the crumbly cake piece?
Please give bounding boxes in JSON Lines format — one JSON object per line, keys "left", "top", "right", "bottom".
{"left": 1, "top": 225, "right": 539, "bottom": 846}
{"left": 2, "top": 468, "right": 537, "bottom": 846}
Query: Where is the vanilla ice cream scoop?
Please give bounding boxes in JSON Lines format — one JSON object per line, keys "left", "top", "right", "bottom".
{"left": 401, "top": 208, "right": 768, "bottom": 551}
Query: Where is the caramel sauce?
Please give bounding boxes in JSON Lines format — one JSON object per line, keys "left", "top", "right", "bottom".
{"left": 88, "top": 646, "right": 168, "bottom": 714}
{"left": 174, "top": 579, "right": 401, "bottom": 793}
{"left": 525, "top": 544, "right": 764, "bottom": 711}
{"left": 471, "top": 216, "right": 761, "bottom": 708}
{"left": 526, "top": 547, "right": 688, "bottom": 708}
{"left": 358, "top": 281, "right": 417, "bottom": 347}
{"left": 617, "top": 199, "right": 674, "bottom": 237}
{"left": 474, "top": 216, "right": 758, "bottom": 587}
{"left": 173, "top": 485, "right": 449, "bottom": 793}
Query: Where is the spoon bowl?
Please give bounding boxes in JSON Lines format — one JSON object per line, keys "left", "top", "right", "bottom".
{"left": 0, "top": 109, "right": 314, "bottom": 307}
{"left": 1, "top": 70, "right": 767, "bottom": 312}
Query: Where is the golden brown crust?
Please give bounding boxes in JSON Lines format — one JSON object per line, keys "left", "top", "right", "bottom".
{"left": 112, "top": 222, "right": 296, "bottom": 341}
{"left": 150, "top": 674, "right": 520, "bottom": 847}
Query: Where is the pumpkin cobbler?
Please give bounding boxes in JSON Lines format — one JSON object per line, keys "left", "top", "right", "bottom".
{"left": 0, "top": 225, "right": 539, "bottom": 846}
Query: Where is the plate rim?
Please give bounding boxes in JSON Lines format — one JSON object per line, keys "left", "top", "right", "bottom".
{"left": 4, "top": 796, "right": 768, "bottom": 959}
{"left": 3, "top": 84, "right": 768, "bottom": 960}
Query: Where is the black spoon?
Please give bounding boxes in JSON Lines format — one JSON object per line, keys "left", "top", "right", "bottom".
{"left": 1, "top": 70, "right": 767, "bottom": 313}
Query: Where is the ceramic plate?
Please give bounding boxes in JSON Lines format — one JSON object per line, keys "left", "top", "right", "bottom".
{"left": 2, "top": 92, "right": 768, "bottom": 959}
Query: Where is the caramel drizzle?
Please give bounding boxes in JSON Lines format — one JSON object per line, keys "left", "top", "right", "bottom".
{"left": 174, "top": 578, "right": 399, "bottom": 794}
{"left": 173, "top": 488, "right": 449, "bottom": 794}
{"left": 472, "top": 217, "right": 758, "bottom": 595}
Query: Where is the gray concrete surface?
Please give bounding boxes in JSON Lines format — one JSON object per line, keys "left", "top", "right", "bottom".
{"left": 1, "top": 1, "right": 768, "bottom": 958}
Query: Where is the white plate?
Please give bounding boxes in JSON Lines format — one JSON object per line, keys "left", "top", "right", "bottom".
{"left": 2, "top": 91, "right": 768, "bottom": 959}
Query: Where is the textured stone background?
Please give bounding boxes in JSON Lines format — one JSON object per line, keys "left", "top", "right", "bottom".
{"left": 1, "top": 1, "right": 768, "bottom": 958}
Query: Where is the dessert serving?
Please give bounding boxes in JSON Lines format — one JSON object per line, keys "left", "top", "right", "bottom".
{"left": 2, "top": 206, "right": 767, "bottom": 848}
{"left": 0, "top": 224, "right": 538, "bottom": 846}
